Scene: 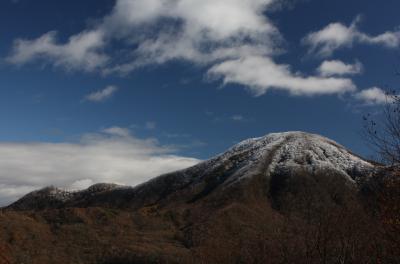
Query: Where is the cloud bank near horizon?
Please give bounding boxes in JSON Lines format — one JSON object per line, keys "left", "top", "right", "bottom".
{"left": 0, "top": 127, "right": 200, "bottom": 205}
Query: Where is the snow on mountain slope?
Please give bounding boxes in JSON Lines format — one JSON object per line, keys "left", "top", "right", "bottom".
{"left": 7, "top": 132, "right": 377, "bottom": 210}
{"left": 7, "top": 184, "right": 126, "bottom": 210}
{"left": 184, "top": 131, "right": 375, "bottom": 186}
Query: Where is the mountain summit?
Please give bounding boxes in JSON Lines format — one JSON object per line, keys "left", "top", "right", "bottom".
{"left": 7, "top": 131, "right": 377, "bottom": 211}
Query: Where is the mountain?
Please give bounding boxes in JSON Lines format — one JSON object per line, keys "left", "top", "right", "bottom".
{"left": 7, "top": 132, "right": 376, "bottom": 211}
{"left": 0, "top": 132, "right": 391, "bottom": 264}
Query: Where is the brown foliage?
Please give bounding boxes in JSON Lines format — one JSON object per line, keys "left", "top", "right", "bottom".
{"left": 373, "top": 170, "right": 400, "bottom": 262}
{"left": 0, "top": 170, "right": 400, "bottom": 263}
{"left": 0, "top": 244, "right": 11, "bottom": 264}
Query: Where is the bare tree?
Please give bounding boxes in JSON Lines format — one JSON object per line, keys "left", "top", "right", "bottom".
{"left": 363, "top": 90, "right": 400, "bottom": 165}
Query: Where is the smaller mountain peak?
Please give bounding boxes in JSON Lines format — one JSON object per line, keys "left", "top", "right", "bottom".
{"left": 6, "top": 186, "right": 74, "bottom": 211}
{"left": 27, "top": 186, "right": 73, "bottom": 200}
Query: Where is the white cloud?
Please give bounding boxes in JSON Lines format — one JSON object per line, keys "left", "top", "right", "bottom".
{"left": 85, "top": 86, "right": 118, "bottom": 102}
{"left": 101, "top": 0, "right": 281, "bottom": 74}
{"left": 7, "top": 0, "right": 366, "bottom": 97}
{"left": 303, "top": 16, "right": 400, "bottom": 57}
{"left": 104, "top": 0, "right": 278, "bottom": 41}
{"left": 8, "top": 0, "right": 278, "bottom": 72}
{"left": 7, "top": 30, "right": 108, "bottom": 71}
{"left": 70, "top": 179, "right": 94, "bottom": 190}
{"left": 317, "top": 60, "right": 363, "bottom": 77}
{"left": 354, "top": 87, "right": 392, "bottom": 105}
{"left": 208, "top": 56, "right": 356, "bottom": 96}
{"left": 0, "top": 127, "right": 200, "bottom": 205}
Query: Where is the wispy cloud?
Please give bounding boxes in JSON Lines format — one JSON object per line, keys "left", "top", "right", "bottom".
{"left": 317, "top": 60, "right": 363, "bottom": 77}
{"left": 303, "top": 16, "right": 400, "bottom": 57}
{"left": 0, "top": 127, "right": 200, "bottom": 205}
{"left": 7, "top": 30, "right": 108, "bottom": 72}
{"left": 231, "top": 115, "right": 245, "bottom": 121}
{"left": 208, "top": 56, "right": 356, "bottom": 96}
{"left": 84, "top": 86, "right": 118, "bottom": 102}
{"left": 145, "top": 121, "right": 157, "bottom": 130}
{"left": 102, "top": 126, "right": 130, "bottom": 137}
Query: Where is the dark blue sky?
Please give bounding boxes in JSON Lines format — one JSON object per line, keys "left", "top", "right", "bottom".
{"left": 0, "top": 0, "right": 399, "bottom": 161}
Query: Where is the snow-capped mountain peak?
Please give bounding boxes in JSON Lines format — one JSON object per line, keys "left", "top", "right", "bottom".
{"left": 191, "top": 131, "right": 375, "bottom": 186}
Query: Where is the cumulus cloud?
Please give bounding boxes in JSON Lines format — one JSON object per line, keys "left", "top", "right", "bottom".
{"left": 317, "top": 60, "right": 363, "bottom": 77}
{"left": 85, "top": 86, "right": 118, "bottom": 102}
{"left": 354, "top": 87, "right": 392, "bottom": 105}
{"left": 100, "top": 0, "right": 281, "bottom": 73}
{"left": 303, "top": 16, "right": 400, "bottom": 57}
{"left": 6, "top": 0, "right": 359, "bottom": 97}
{"left": 0, "top": 127, "right": 200, "bottom": 205}
{"left": 208, "top": 56, "right": 356, "bottom": 96}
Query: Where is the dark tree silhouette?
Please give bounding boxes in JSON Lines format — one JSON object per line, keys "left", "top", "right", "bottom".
{"left": 363, "top": 90, "right": 400, "bottom": 165}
